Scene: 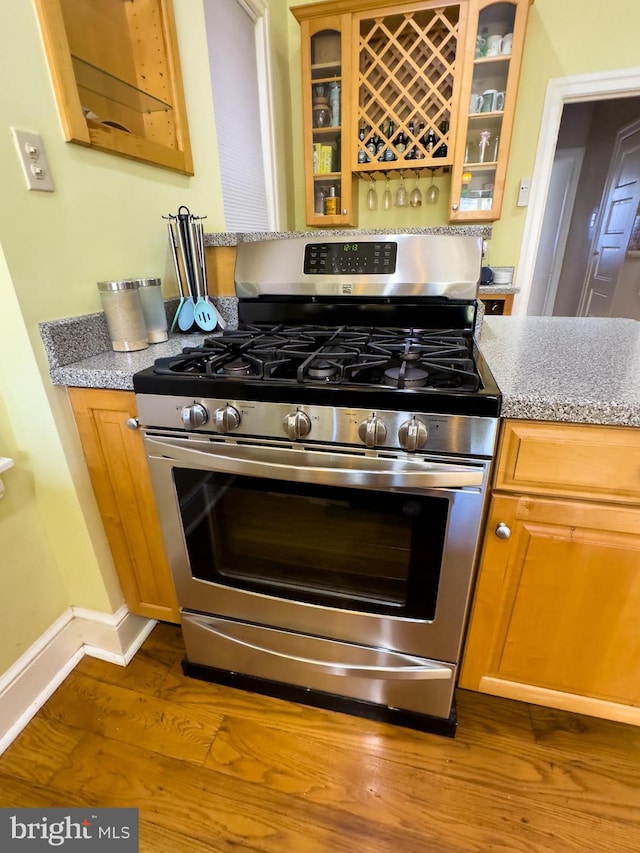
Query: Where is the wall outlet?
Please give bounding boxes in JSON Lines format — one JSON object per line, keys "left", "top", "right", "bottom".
{"left": 11, "top": 128, "right": 55, "bottom": 192}
{"left": 517, "top": 177, "right": 530, "bottom": 207}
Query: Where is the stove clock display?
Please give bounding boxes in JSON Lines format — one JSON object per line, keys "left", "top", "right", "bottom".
{"left": 304, "top": 241, "right": 397, "bottom": 275}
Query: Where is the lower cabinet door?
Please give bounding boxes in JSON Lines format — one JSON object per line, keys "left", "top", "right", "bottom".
{"left": 69, "top": 387, "right": 179, "bottom": 623}
{"left": 460, "top": 494, "right": 640, "bottom": 725}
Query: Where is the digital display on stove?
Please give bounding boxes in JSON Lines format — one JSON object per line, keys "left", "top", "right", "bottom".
{"left": 303, "top": 242, "right": 397, "bottom": 276}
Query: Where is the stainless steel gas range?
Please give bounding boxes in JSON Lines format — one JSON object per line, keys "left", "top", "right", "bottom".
{"left": 133, "top": 233, "right": 500, "bottom": 736}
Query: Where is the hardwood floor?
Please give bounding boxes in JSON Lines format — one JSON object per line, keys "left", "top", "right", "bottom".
{"left": 1, "top": 623, "right": 639, "bottom": 852}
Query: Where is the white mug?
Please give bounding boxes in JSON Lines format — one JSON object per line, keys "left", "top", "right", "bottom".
{"left": 501, "top": 32, "right": 513, "bottom": 54}
{"left": 469, "top": 93, "right": 483, "bottom": 113}
{"left": 485, "top": 34, "right": 504, "bottom": 57}
{"left": 481, "top": 89, "right": 504, "bottom": 112}
{"left": 481, "top": 89, "right": 498, "bottom": 112}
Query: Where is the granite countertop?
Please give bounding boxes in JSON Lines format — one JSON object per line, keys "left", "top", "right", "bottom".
{"left": 478, "top": 285, "right": 517, "bottom": 296}
{"left": 39, "top": 297, "right": 237, "bottom": 390}
{"left": 479, "top": 316, "right": 640, "bottom": 426}
{"left": 40, "top": 309, "right": 640, "bottom": 427}
{"left": 204, "top": 226, "right": 492, "bottom": 246}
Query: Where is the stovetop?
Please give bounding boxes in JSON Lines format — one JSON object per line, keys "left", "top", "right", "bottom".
{"left": 134, "top": 323, "right": 501, "bottom": 417}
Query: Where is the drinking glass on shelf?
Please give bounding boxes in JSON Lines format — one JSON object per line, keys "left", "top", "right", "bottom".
{"left": 366, "top": 175, "right": 378, "bottom": 210}
{"left": 492, "top": 135, "right": 501, "bottom": 162}
{"left": 382, "top": 175, "right": 393, "bottom": 210}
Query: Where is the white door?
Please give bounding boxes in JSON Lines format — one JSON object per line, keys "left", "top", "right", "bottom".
{"left": 528, "top": 148, "right": 584, "bottom": 316}
{"left": 578, "top": 119, "right": 640, "bottom": 317}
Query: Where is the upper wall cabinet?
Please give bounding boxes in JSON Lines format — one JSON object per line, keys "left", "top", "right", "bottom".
{"left": 449, "top": 0, "right": 530, "bottom": 221}
{"left": 292, "top": 0, "right": 531, "bottom": 226}
{"left": 34, "top": 0, "right": 193, "bottom": 175}
{"left": 295, "top": 13, "right": 355, "bottom": 227}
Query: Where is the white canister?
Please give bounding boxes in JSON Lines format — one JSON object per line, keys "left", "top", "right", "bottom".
{"left": 98, "top": 280, "right": 148, "bottom": 352}
{"left": 136, "top": 277, "right": 168, "bottom": 343}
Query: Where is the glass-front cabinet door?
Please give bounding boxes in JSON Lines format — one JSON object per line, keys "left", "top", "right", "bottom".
{"left": 450, "top": 0, "right": 530, "bottom": 221}
{"left": 297, "top": 14, "right": 356, "bottom": 227}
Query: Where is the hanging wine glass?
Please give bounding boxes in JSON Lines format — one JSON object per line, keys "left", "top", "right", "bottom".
{"left": 366, "top": 175, "right": 378, "bottom": 210}
{"left": 382, "top": 174, "right": 393, "bottom": 210}
{"left": 395, "top": 172, "right": 408, "bottom": 207}
{"left": 410, "top": 171, "right": 422, "bottom": 207}
{"left": 426, "top": 169, "right": 440, "bottom": 205}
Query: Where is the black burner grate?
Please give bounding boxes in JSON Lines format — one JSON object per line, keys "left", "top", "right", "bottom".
{"left": 152, "top": 324, "right": 481, "bottom": 393}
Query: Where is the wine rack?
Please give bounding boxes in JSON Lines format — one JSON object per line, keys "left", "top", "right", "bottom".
{"left": 354, "top": 4, "right": 466, "bottom": 172}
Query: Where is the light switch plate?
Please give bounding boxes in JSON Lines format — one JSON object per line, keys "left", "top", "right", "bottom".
{"left": 11, "top": 128, "right": 55, "bottom": 192}
{"left": 517, "top": 177, "right": 530, "bottom": 207}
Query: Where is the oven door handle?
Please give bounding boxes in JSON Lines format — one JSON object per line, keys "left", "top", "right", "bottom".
{"left": 146, "top": 437, "right": 484, "bottom": 490}
{"left": 192, "top": 617, "right": 453, "bottom": 681}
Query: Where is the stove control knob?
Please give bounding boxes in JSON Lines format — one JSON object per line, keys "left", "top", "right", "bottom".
{"left": 181, "top": 403, "right": 209, "bottom": 430}
{"left": 283, "top": 410, "right": 312, "bottom": 440}
{"left": 213, "top": 405, "right": 241, "bottom": 433}
{"left": 398, "top": 417, "right": 428, "bottom": 452}
{"left": 358, "top": 413, "right": 387, "bottom": 448}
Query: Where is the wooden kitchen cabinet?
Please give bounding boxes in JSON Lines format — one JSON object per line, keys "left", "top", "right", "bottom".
{"left": 68, "top": 387, "right": 180, "bottom": 624}
{"left": 34, "top": 0, "right": 193, "bottom": 175}
{"left": 460, "top": 419, "right": 640, "bottom": 726}
{"left": 450, "top": 0, "right": 531, "bottom": 220}
{"left": 294, "top": 11, "right": 356, "bottom": 226}
{"left": 292, "top": 0, "right": 530, "bottom": 226}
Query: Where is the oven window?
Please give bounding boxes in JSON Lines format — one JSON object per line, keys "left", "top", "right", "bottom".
{"left": 173, "top": 469, "right": 448, "bottom": 619}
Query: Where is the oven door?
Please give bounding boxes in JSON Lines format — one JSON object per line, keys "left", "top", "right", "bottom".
{"left": 144, "top": 432, "right": 492, "bottom": 663}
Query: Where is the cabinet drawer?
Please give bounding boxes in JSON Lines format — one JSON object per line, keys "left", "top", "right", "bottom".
{"left": 494, "top": 420, "right": 640, "bottom": 504}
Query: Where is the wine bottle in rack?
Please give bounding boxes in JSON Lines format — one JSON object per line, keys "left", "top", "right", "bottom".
{"left": 414, "top": 122, "right": 426, "bottom": 159}
{"left": 405, "top": 121, "right": 415, "bottom": 160}
{"left": 424, "top": 128, "right": 437, "bottom": 156}
{"left": 434, "top": 121, "right": 449, "bottom": 158}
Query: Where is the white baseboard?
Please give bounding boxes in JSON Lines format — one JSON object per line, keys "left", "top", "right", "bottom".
{"left": 0, "top": 606, "right": 156, "bottom": 756}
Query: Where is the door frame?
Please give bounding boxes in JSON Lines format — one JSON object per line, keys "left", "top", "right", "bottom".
{"left": 515, "top": 67, "right": 640, "bottom": 316}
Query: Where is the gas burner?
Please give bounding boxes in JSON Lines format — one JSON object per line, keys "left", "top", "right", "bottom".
{"left": 384, "top": 365, "right": 430, "bottom": 388}
{"left": 402, "top": 348, "right": 422, "bottom": 362}
{"left": 308, "top": 360, "right": 339, "bottom": 380}
{"left": 222, "top": 358, "right": 254, "bottom": 376}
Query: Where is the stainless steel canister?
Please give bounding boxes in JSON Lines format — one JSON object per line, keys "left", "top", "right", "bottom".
{"left": 97, "top": 279, "right": 148, "bottom": 352}
{"left": 136, "top": 277, "right": 168, "bottom": 343}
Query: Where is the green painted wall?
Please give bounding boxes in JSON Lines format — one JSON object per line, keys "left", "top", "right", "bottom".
{"left": 0, "top": 0, "right": 225, "bottom": 674}
{"left": 0, "top": 246, "right": 69, "bottom": 672}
